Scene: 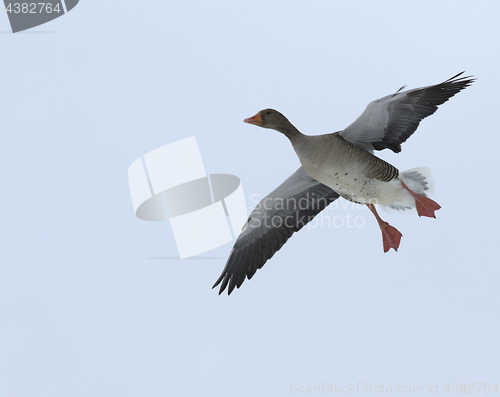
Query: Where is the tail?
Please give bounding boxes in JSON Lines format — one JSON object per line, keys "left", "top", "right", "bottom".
{"left": 400, "top": 167, "right": 434, "bottom": 196}
{"left": 381, "top": 167, "right": 435, "bottom": 213}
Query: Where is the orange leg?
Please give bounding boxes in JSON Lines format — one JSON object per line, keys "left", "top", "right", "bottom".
{"left": 366, "top": 203, "right": 402, "bottom": 253}
{"left": 400, "top": 181, "right": 441, "bottom": 218}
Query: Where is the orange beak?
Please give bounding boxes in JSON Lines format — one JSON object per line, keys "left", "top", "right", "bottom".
{"left": 244, "top": 112, "right": 263, "bottom": 125}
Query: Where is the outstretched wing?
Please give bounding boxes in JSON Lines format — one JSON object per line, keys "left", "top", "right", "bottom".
{"left": 340, "top": 72, "right": 475, "bottom": 153}
{"left": 213, "top": 167, "right": 339, "bottom": 295}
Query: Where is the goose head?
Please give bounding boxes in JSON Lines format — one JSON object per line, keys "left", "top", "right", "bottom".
{"left": 244, "top": 108, "right": 303, "bottom": 140}
{"left": 244, "top": 109, "right": 292, "bottom": 130}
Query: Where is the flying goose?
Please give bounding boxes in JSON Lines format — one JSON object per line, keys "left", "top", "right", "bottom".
{"left": 214, "top": 72, "right": 474, "bottom": 295}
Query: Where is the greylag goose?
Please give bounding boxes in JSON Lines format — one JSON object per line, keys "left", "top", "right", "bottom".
{"left": 214, "top": 72, "right": 474, "bottom": 294}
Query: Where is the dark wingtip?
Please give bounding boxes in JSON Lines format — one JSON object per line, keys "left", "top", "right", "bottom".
{"left": 212, "top": 273, "right": 230, "bottom": 295}
{"left": 446, "top": 71, "right": 476, "bottom": 84}
{"left": 212, "top": 276, "right": 223, "bottom": 290}
{"left": 446, "top": 71, "right": 466, "bottom": 81}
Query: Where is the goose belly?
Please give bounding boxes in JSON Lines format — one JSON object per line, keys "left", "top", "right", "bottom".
{"left": 303, "top": 164, "right": 409, "bottom": 206}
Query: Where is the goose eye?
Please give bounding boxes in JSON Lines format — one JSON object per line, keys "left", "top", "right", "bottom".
{"left": 266, "top": 111, "right": 271, "bottom": 115}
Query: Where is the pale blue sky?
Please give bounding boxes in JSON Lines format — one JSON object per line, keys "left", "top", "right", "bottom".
{"left": 1, "top": 1, "right": 499, "bottom": 396}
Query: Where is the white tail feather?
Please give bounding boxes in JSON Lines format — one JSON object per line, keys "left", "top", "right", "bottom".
{"left": 400, "top": 167, "right": 434, "bottom": 196}
{"left": 380, "top": 167, "right": 435, "bottom": 214}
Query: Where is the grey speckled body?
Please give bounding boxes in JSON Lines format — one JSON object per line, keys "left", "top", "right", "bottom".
{"left": 291, "top": 132, "right": 400, "bottom": 204}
